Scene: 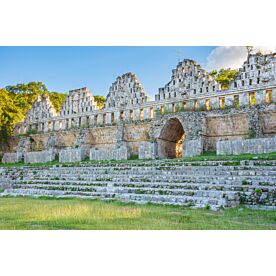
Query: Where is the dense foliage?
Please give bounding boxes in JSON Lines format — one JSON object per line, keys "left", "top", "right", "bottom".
{"left": 0, "top": 81, "right": 107, "bottom": 149}
{"left": 210, "top": 68, "right": 239, "bottom": 90}
{"left": 0, "top": 82, "right": 67, "bottom": 147}
{"left": 94, "top": 95, "right": 106, "bottom": 109}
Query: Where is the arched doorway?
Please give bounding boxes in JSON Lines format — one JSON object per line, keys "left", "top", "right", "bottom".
{"left": 157, "top": 118, "right": 185, "bottom": 158}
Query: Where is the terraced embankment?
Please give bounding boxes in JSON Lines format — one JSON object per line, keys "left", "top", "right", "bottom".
{"left": 1, "top": 160, "right": 276, "bottom": 210}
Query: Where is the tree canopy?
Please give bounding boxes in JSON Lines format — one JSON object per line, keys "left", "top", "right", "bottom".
{"left": 0, "top": 82, "right": 67, "bottom": 148}
{"left": 210, "top": 68, "right": 239, "bottom": 90}
{"left": 94, "top": 95, "right": 106, "bottom": 109}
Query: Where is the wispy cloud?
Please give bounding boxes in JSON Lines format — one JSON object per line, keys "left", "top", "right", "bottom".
{"left": 206, "top": 46, "right": 276, "bottom": 71}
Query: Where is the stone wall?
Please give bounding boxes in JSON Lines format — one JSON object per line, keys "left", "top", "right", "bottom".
{"left": 260, "top": 111, "right": 276, "bottom": 136}
{"left": 124, "top": 122, "right": 151, "bottom": 155}
{"left": 205, "top": 113, "right": 250, "bottom": 150}
{"left": 59, "top": 148, "right": 85, "bottom": 163}
{"left": 90, "top": 146, "right": 129, "bottom": 161}
{"left": 182, "top": 138, "right": 203, "bottom": 157}
{"left": 216, "top": 137, "right": 276, "bottom": 155}
{"left": 24, "top": 150, "right": 56, "bottom": 164}
{"left": 139, "top": 142, "right": 157, "bottom": 159}
{"left": 84, "top": 126, "right": 117, "bottom": 149}
{"left": 2, "top": 152, "right": 23, "bottom": 163}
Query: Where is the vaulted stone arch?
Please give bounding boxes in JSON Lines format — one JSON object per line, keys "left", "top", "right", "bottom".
{"left": 157, "top": 117, "right": 186, "bottom": 158}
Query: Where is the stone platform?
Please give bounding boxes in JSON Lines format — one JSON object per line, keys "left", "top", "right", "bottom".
{"left": 1, "top": 159, "right": 276, "bottom": 211}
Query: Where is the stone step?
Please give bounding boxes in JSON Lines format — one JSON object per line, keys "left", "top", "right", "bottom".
{"left": 2, "top": 188, "right": 231, "bottom": 211}
{"left": 7, "top": 174, "right": 276, "bottom": 186}
{"left": 10, "top": 179, "right": 276, "bottom": 190}
{"left": 4, "top": 167, "right": 276, "bottom": 177}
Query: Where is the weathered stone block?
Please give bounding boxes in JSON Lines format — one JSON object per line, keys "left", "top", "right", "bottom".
{"left": 24, "top": 150, "right": 55, "bottom": 164}
{"left": 90, "top": 145, "right": 129, "bottom": 161}
{"left": 216, "top": 137, "right": 276, "bottom": 155}
{"left": 139, "top": 142, "right": 157, "bottom": 159}
{"left": 2, "top": 152, "right": 23, "bottom": 163}
{"left": 59, "top": 148, "right": 85, "bottom": 163}
{"left": 183, "top": 138, "right": 203, "bottom": 157}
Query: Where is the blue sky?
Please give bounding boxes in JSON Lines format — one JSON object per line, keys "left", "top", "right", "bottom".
{"left": 0, "top": 46, "right": 216, "bottom": 98}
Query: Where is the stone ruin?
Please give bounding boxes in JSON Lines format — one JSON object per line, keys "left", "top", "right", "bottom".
{"left": 155, "top": 59, "right": 221, "bottom": 101}
{"left": 22, "top": 94, "right": 57, "bottom": 133}
{"left": 59, "top": 87, "right": 98, "bottom": 117}
{"left": 231, "top": 52, "right": 276, "bottom": 90}
{"left": 105, "top": 72, "right": 149, "bottom": 108}
{"left": 2, "top": 51, "right": 276, "bottom": 164}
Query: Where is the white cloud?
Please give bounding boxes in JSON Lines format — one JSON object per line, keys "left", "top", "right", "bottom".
{"left": 206, "top": 46, "right": 276, "bottom": 71}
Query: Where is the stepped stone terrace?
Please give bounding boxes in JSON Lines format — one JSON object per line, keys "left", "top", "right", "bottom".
{"left": 2, "top": 51, "right": 276, "bottom": 210}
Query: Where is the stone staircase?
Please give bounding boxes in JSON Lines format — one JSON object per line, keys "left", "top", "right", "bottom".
{"left": 1, "top": 160, "right": 276, "bottom": 210}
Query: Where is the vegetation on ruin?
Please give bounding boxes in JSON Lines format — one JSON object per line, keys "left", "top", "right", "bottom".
{"left": 0, "top": 82, "right": 67, "bottom": 149}
{"left": 0, "top": 197, "right": 275, "bottom": 230}
{"left": 0, "top": 82, "right": 106, "bottom": 150}
{"left": 210, "top": 68, "right": 239, "bottom": 90}
{"left": 94, "top": 95, "right": 106, "bottom": 109}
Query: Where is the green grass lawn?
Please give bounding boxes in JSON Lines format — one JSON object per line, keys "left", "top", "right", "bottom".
{"left": 0, "top": 197, "right": 275, "bottom": 230}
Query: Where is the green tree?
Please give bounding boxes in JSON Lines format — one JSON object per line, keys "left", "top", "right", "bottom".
{"left": 94, "top": 95, "right": 106, "bottom": 109}
{"left": 0, "top": 82, "right": 66, "bottom": 151}
{"left": 210, "top": 68, "right": 239, "bottom": 90}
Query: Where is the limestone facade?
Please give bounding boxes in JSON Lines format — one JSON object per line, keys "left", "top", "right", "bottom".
{"left": 230, "top": 53, "right": 276, "bottom": 90}
{"left": 6, "top": 51, "right": 276, "bottom": 161}
{"left": 155, "top": 59, "right": 220, "bottom": 101}
{"left": 15, "top": 53, "right": 276, "bottom": 137}
{"left": 105, "top": 72, "right": 149, "bottom": 109}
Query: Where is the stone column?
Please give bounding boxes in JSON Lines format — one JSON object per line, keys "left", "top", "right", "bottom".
{"left": 210, "top": 97, "right": 219, "bottom": 110}
{"left": 97, "top": 114, "right": 103, "bottom": 125}
{"left": 106, "top": 113, "right": 111, "bottom": 124}
{"left": 114, "top": 111, "right": 120, "bottom": 123}
{"left": 62, "top": 120, "right": 67, "bottom": 130}
{"left": 133, "top": 109, "right": 140, "bottom": 121}
{"left": 44, "top": 123, "right": 48, "bottom": 133}
{"left": 89, "top": 115, "right": 95, "bottom": 126}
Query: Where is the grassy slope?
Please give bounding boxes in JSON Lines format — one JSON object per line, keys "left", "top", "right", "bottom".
{"left": 0, "top": 197, "right": 275, "bottom": 230}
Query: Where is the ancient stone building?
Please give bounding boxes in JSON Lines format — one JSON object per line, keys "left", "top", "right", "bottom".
{"left": 155, "top": 59, "right": 221, "bottom": 101}
{"left": 4, "top": 51, "right": 276, "bottom": 164}
{"left": 230, "top": 52, "right": 276, "bottom": 90}
{"left": 21, "top": 94, "right": 57, "bottom": 134}
{"left": 59, "top": 87, "right": 98, "bottom": 116}
{"left": 105, "top": 72, "right": 149, "bottom": 108}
